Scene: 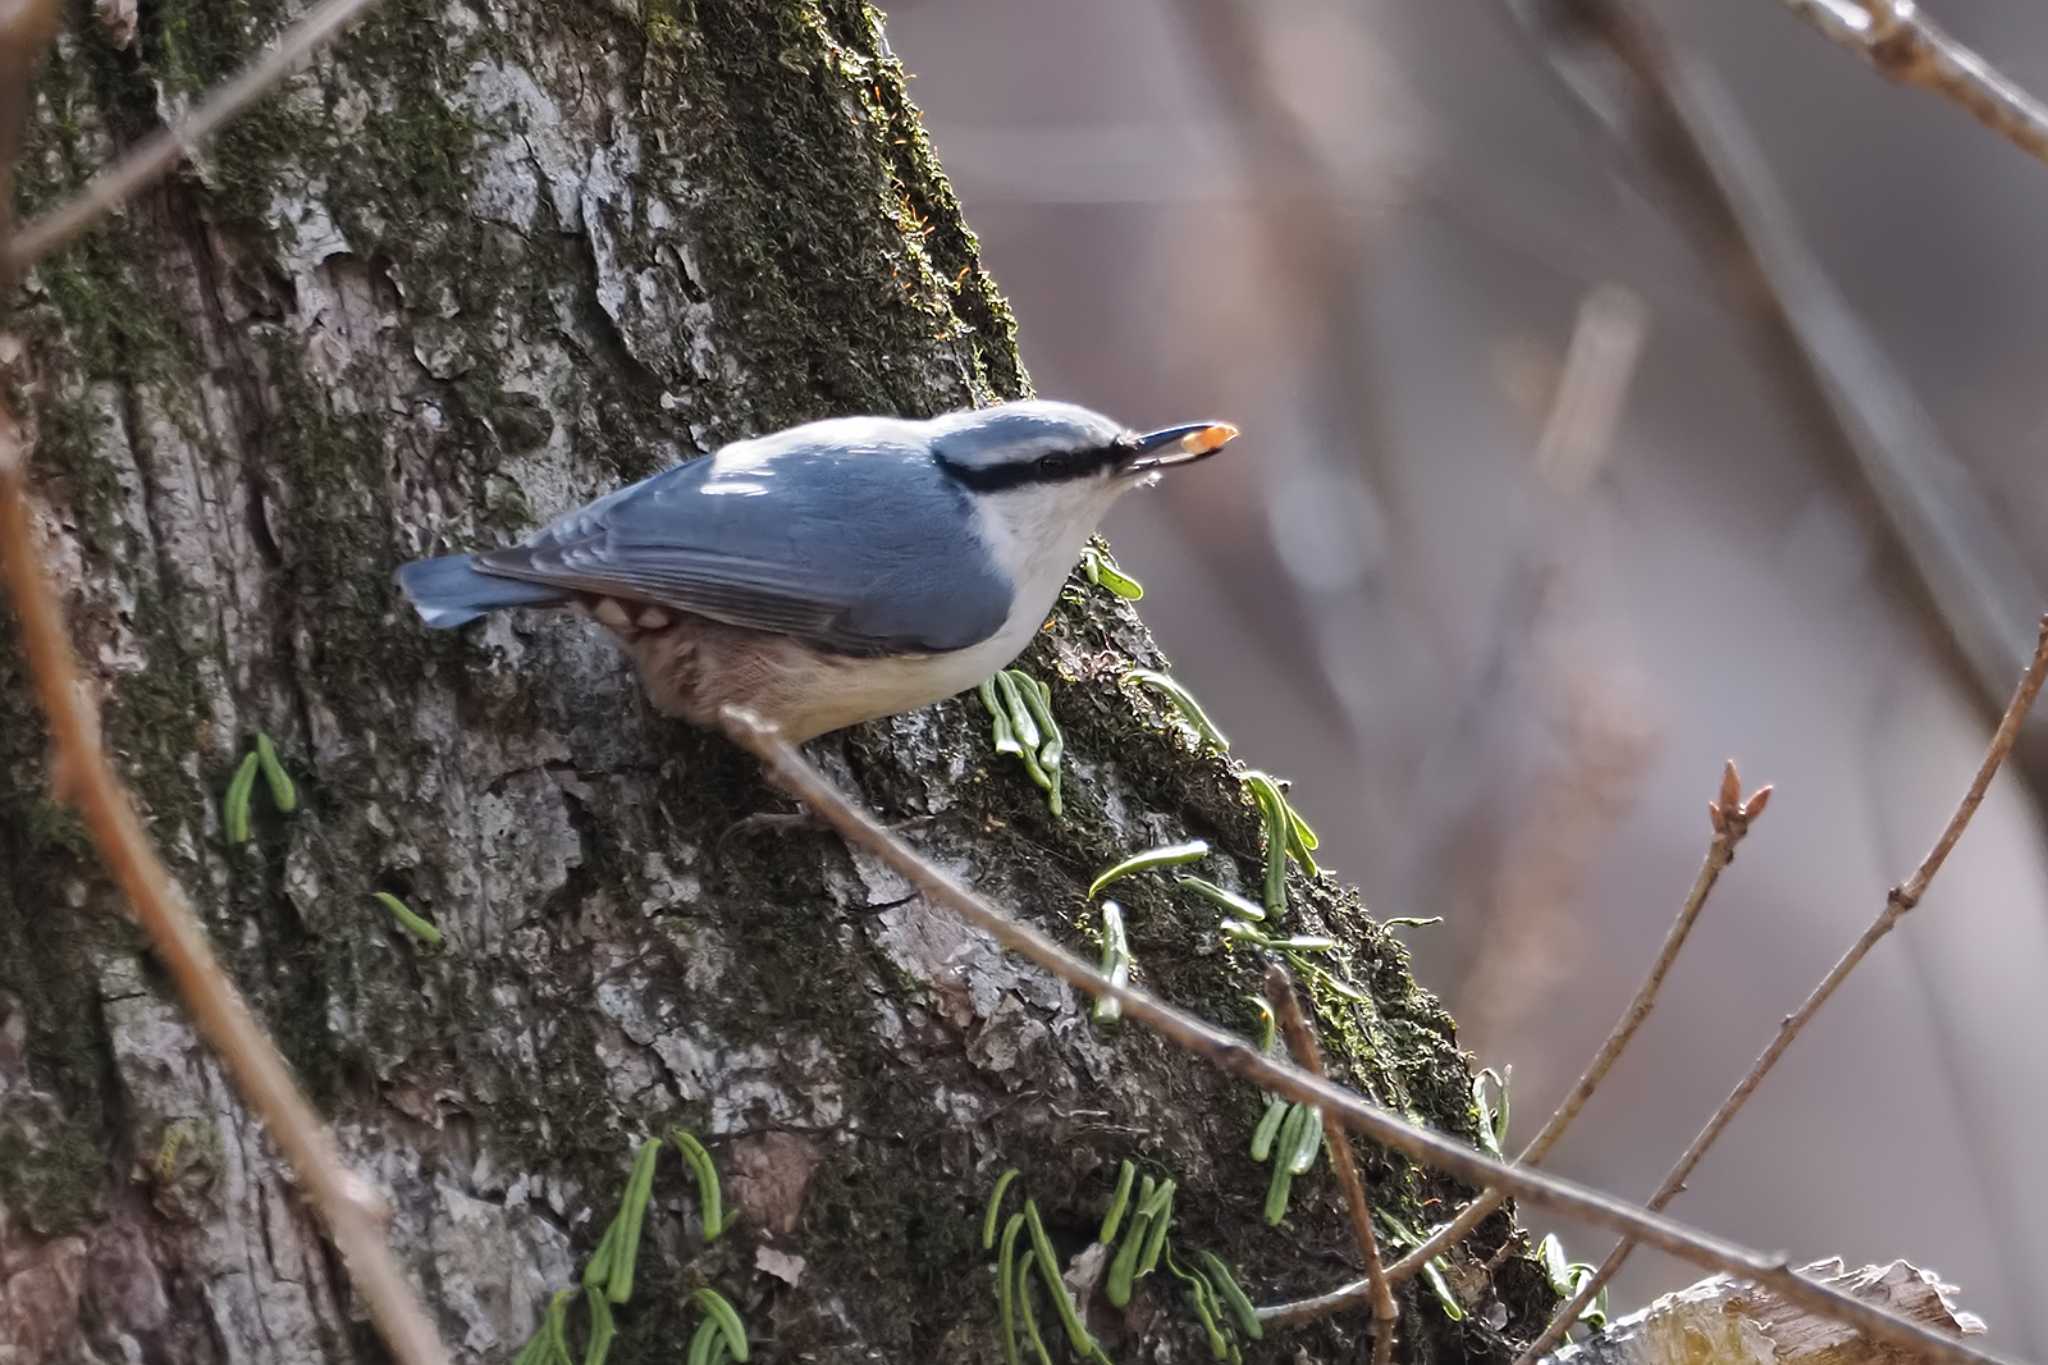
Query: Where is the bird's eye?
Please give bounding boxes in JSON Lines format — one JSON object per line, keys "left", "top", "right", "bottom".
{"left": 1035, "top": 452, "right": 1076, "bottom": 477}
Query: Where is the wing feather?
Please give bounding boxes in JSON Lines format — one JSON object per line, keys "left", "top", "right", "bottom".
{"left": 474, "top": 424, "right": 1010, "bottom": 655}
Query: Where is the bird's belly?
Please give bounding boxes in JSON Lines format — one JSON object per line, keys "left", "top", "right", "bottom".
{"left": 770, "top": 559, "right": 1075, "bottom": 739}
{"left": 764, "top": 618, "right": 1039, "bottom": 740}
{"left": 626, "top": 610, "right": 1043, "bottom": 743}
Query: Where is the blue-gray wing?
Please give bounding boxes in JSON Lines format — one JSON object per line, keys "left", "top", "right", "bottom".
{"left": 474, "top": 422, "right": 1012, "bottom": 655}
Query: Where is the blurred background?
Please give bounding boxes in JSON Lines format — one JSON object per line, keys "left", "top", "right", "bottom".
{"left": 889, "top": 0, "right": 2048, "bottom": 1350}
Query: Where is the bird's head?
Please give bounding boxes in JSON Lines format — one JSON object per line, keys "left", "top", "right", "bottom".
{"left": 928, "top": 400, "right": 1237, "bottom": 550}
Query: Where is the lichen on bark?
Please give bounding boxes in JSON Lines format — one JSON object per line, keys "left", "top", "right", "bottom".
{"left": 0, "top": 2, "right": 1553, "bottom": 1361}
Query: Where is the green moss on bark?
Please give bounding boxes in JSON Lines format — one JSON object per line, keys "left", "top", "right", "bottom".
{"left": 0, "top": 633, "right": 117, "bottom": 1238}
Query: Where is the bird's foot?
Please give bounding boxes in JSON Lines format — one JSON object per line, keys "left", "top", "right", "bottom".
{"left": 719, "top": 808, "right": 936, "bottom": 846}
{"left": 719, "top": 809, "right": 822, "bottom": 844}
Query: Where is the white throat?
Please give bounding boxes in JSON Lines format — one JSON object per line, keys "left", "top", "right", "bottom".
{"left": 974, "top": 481, "right": 1127, "bottom": 615}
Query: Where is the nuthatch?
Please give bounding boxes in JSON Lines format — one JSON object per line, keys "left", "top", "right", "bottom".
{"left": 396, "top": 400, "right": 1238, "bottom": 740}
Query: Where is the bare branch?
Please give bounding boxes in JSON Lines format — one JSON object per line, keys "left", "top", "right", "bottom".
{"left": 1532, "top": 763, "right": 1767, "bottom": 1161}
{"left": 1264, "top": 965, "right": 1398, "bottom": 1365}
{"left": 1774, "top": 0, "right": 2048, "bottom": 170}
{"left": 1260, "top": 764, "right": 1767, "bottom": 1328}
{"left": 718, "top": 704, "right": 2012, "bottom": 1365}
{"left": 1517, "top": 617, "right": 2048, "bottom": 1364}
{"left": 2, "top": 0, "right": 382, "bottom": 281}
{"left": 0, "top": 417, "right": 451, "bottom": 1365}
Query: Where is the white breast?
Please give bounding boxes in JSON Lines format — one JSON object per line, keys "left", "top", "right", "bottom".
{"left": 966, "top": 478, "right": 1122, "bottom": 650}
{"left": 774, "top": 482, "right": 1123, "bottom": 737}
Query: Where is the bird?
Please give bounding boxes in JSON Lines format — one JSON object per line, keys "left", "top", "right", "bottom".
{"left": 395, "top": 400, "right": 1237, "bottom": 742}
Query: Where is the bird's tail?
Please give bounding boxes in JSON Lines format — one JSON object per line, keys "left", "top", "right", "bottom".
{"left": 394, "top": 553, "right": 566, "bottom": 629}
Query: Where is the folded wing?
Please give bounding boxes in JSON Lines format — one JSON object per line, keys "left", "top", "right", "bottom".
{"left": 474, "top": 424, "right": 1012, "bottom": 656}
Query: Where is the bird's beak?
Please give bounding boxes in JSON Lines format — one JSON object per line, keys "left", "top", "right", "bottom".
{"left": 1121, "top": 421, "right": 1239, "bottom": 475}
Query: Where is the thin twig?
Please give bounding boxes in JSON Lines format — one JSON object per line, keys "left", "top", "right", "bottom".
{"left": 1514, "top": 762, "right": 1765, "bottom": 1163}
{"left": 1264, "top": 965, "right": 1398, "bottom": 1365}
{"left": 0, "top": 423, "right": 451, "bottom": 1365}
{"left": 1265, "top": 763, "right": 1769, "bottom": 1328}
{"left": 1774, "top": 0, "right": 2048, "bottom": 170}
{"left": 717, "top": 704, "right": 2011, "bottom": 1365}
{"left": 1515, "top": 616, "right": 2048, "bottom": 1365}
{"left": 1, "top": 0, "right": 383, "bottom": 281}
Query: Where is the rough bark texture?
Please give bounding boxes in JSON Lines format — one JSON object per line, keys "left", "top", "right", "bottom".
{"left": 0, "top": 3, "right": 1554, "bottom": 1362}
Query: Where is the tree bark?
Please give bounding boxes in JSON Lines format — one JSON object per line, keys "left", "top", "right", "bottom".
{"left": 0, "top": 3, "right": 1550, "bottom": 1361}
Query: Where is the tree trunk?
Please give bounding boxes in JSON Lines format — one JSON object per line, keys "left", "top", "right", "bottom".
{"left": 0, "top": 3, "right": 1551, "bottom": 1361}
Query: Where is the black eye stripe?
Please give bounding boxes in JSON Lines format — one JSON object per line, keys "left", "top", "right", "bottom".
{"left": 936, "top": 442, "right": 1125, "bottom": 492}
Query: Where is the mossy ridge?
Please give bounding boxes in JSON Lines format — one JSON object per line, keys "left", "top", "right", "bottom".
{"left": 12, "top": 33, "right": 196, "bottom": 467}
{"left": 0, "top": 17, "right": 246, "bottom": 1240}
{"left": 0, "top": 1117, "right": 107, "bottom": 1239}
{"left": 620, "top": 0, "right": 1020, "bottom": 431}
{"left": 1, "top": 0, "right": 467, "bottom": 1125}
{"left": 12, "top": 21, "right": 223, "bottom": 856}
{"left": 29, "top": 371, "right": 217, "bottom": 869}
{"left": 138, "top": 0, "right": 487, "bottom": 246}
{"left": 0, "top": 629, "right": 121, "bottom": 1238}
{"left": 150, "top": 0, "right": 296, "bottom": 95}
{"left": 825, "top": 0, "right": 1025, "bottom": 401}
